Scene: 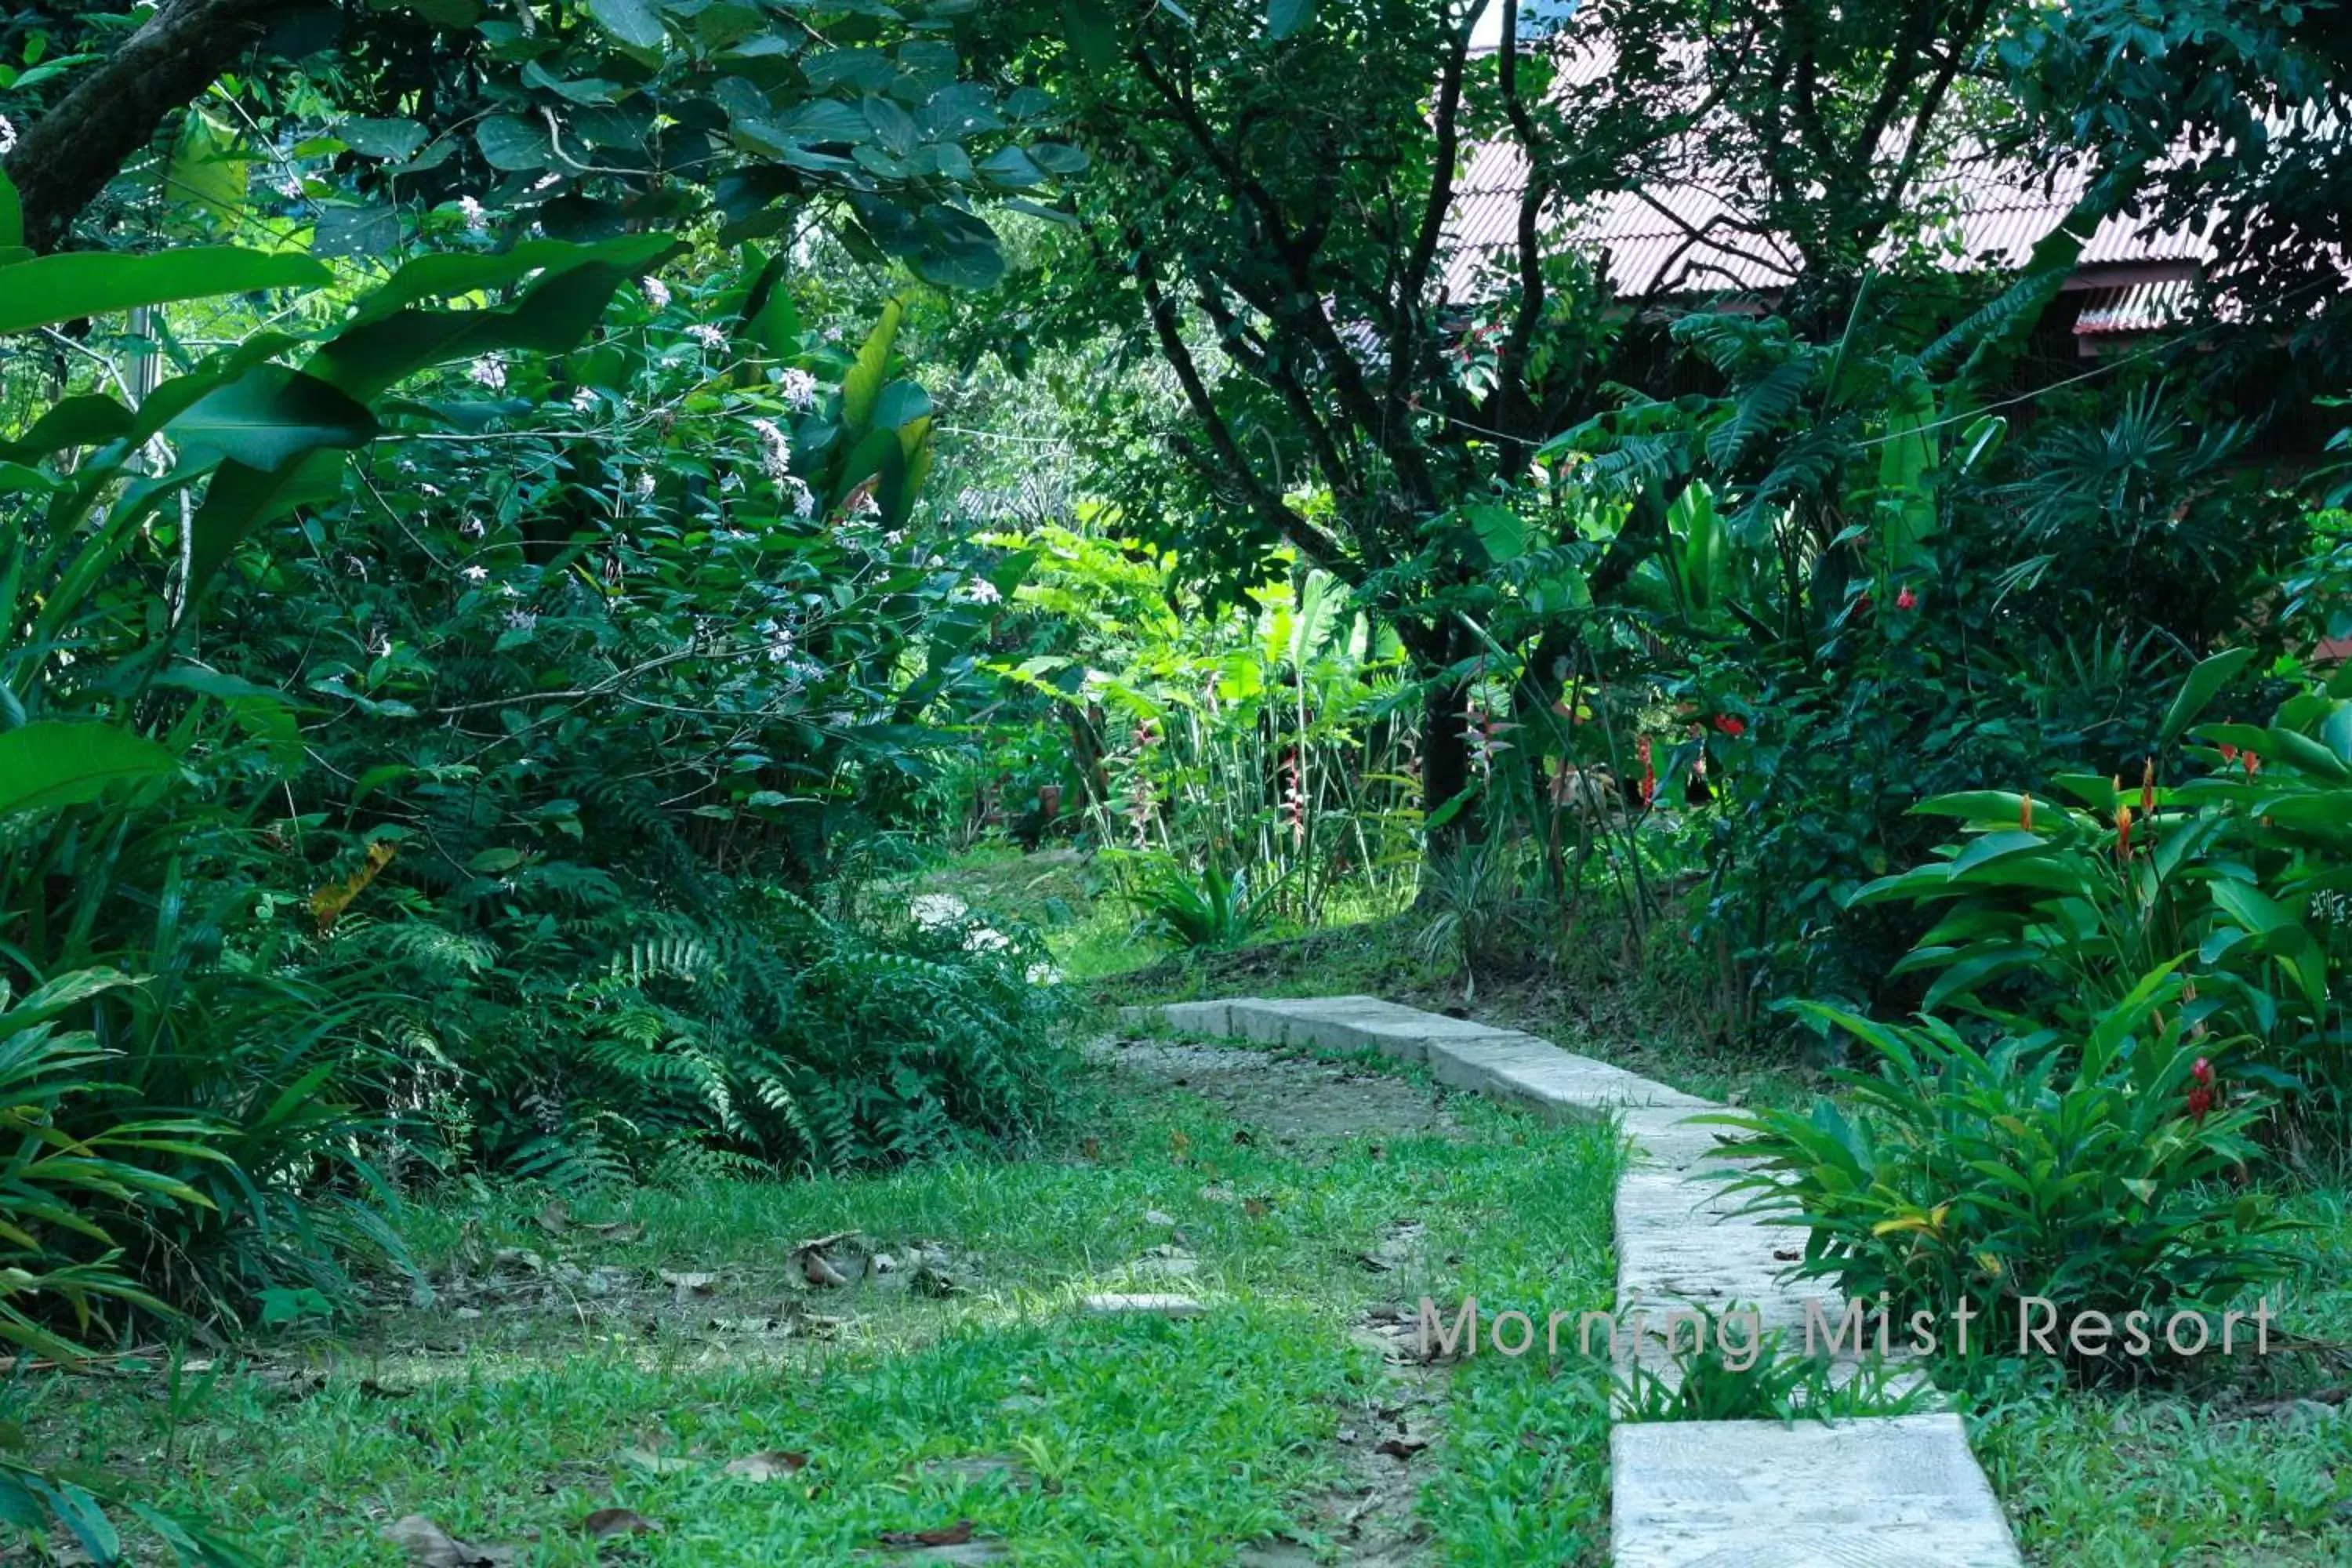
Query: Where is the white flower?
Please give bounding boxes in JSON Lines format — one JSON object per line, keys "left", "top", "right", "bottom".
{"left": 0, "top": 116, "right": 16, "bottom": 157}
{"left": 570, "top": 386, "right": 598, "bottom": 412}
{"left": 459, "top": 517, "right": 485, "bottom": 539}
{"left": 963, "top": 579, "right": 1002, "bottom": 605}
{"left": 503, "top": 608, "right": 538, "bottom": 633}
{"left": 459, "top": 564, "right": 488, "bottom": 585}
{"left": 823, "top": 325, "right": 844, "bottom": 343}
{"left": 757, "top": 619, "right": 793, "bottom": 662}
{"left": 883, "top": 529, "right": 906, "bottom": 546}
{"left": 685, "top": 323, "right": 728, "bottom": 353}
{"left": 748, "top": 417, "right": 793, "bottom": 481}
{"left": 849, "top": 490, "right": 881, "bottom": 519}
{"left": 783, "top": 477, "right": 816, "bottom": 517}
{"left": 457, "top": 195, "right": 489, "bottom": 233}
{"left": 419, "top": 482, "right": 443, "bottom": 498}
{"left": 277, "top": 174, "right": 305, "bottom": 201}
{"left": 468, "top": 354, "right": 506, "bottom": 392}
{"left": 641, "top": 277, "right": 671, "bottom": 310}
{"left": 778, "top": 368, "right": 819, "bottom": 412}
{"left": 635, "top": 472, "right": 658, "bottom": 500}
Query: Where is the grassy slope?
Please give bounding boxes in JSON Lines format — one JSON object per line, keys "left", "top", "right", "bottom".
{"left": 37, "top": 1036, "right": 1621, "bottom": 1566}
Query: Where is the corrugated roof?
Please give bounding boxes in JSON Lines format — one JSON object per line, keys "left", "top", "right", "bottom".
{"left": 2074, "top": 280, "right": 2194, "bottom": 335}
{"left": 1443, "top": 55, "right": 2208, "bottom": 303}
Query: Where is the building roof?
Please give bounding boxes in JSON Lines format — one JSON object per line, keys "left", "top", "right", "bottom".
{"left": 1442, "top": 60, "right": 2208, "bottom": 336}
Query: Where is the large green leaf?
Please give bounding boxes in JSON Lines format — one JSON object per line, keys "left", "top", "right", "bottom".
{"left": 1267, "top": 0, "right": 1314, "bottom": 39}
{"left": 586, "top": 0, "right": 666, "bottom": 48}
{"left": 163, "top": 112, "right": 248, "bottom": 235}
{"left": 841, "top": 299, "right": 903, "bottom": 431}
{"left": 2164, "top": 646, "right": 2255, "bottom": 746}
{"left": 187, "top": 260, "right": 646, "bottom": 595}
{"left": 0, "top": 723, "right": 180, "bottom": 818}
{"left": 165, "top": 366, "right": 379, "bottom": 472}
{"left": 0, "top": 167, "right": 24, "bottom": 250}
{"left": 344, "top": 235, "right": 674, "bottom": 326}
{"left": 0, "top": 249, "right": 331, "bottom": 336}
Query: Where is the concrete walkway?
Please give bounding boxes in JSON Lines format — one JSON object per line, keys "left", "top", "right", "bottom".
{"left": 1119, "top": 995, "right": 2023, "bottom": 1568}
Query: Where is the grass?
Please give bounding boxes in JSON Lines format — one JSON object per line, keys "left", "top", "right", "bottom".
{"left": 1971, "top": 1187, "right": 2352, "bottom": 1566}
{"left": 24, "top": 1034, "right": 1622, "bottom": 1566}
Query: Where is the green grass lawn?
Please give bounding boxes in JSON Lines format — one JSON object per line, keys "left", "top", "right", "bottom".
{"left": 29, "top": 1036, "right": 1621, "bottom": 1566}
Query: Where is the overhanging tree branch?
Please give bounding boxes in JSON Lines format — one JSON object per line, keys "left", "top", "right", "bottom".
{"left": 3, "top": 0, "right": 293, "bottom": 252}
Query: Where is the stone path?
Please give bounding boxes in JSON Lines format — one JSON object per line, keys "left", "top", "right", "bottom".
{"left": 1119, "top": 995, "right": 2024, "bottom": 1568}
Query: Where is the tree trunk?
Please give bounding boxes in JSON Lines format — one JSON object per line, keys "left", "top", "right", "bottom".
{"left": 1420, "top": 670, "right": 1478, "bottom": 862}
{"left": 4, "top": 0, "right": 292, "bottom": 253}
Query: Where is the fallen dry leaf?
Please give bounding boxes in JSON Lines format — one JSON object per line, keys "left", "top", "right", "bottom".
{"left": 535, "top": 1200, "right": 571, "bottom": 1235}
{"left": 722, "top": 1450, "right": 809, "bottom": 1481}
{"left": 1168, "top": 1129, "right": 1191, "bottom": 1161}
{"left": 619, "top": 1446, "right": 698, "bottom": 1475}
{"left": 1242, "top": 1197, "right": 1271, "bottom": 1220}
{"left": 1374, "top": 1436, "right": 1429, "bottom": 1461}
{"left": 583, "top": 1508, "right": 659, "bottom": 1541}
{"left": 658, "top": 1270, "right": 717, "bottom": 1296}
{"left": 581, "top": 1221, "right": 644, "bottom": 1243}
{"left": 792, "top": 1231, "right": 864, "bottom": 1288}
{"left": 383, "top": 1514, "right": 517, "bottom": 1567}
{"left": 1143, "top": 1208, "right": 1176, "bottom": 1227}
{"left": 879, "top": 1519, "right": 975, "bottom": 1548}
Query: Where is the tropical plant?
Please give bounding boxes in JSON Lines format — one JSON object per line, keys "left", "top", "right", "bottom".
{"left": 0, "top": 968, "right": 254, "bottom": 1565}
{"left": 1853, "top": 652, "right": 2352, "bottom": 1128}
{"left": 1704, "top": 976, "right": 2301, "bottom": 1377}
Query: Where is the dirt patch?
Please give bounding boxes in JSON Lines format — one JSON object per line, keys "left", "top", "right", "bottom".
{"left": 1087, "top": 1036, "right": 1461, "bottom": 1145}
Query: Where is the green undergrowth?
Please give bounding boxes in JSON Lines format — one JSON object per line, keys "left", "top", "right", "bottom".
{"left": 1969, "top": 1187, "right": 2352, "bottom": 1566}
{"left": 24, "top": 1035, "right": 1621, "bottom": 1566}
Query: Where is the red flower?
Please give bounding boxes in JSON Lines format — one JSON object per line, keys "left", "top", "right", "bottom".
{"left": 1638, "top": 735, "right": 1657, "bottom": 809}
{"left": 2192, "top": 1058, "right": 2214, "bottom": 1085}
{"left": 1896, "top": 586, "right": 1918, "bottom": 611}
{"left": 1713, "top": 714, "right": 1747, "bottom": 739}
{"left": 2186, "top": 1086, "right": 2214, "bottom": 1123}
{"left": 2244, "top": 753, "right": 2262, "bottom": 780}
{"left": 2218, "top": 742, "right": 2240, "bottom": 764}
{"left": 2115, "top": 800, "right": 2134, "bottom": 860}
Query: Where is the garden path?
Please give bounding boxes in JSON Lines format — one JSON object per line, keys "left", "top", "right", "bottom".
{"left": 1120, "top": 995, "right": 2024, "bottom": 1568}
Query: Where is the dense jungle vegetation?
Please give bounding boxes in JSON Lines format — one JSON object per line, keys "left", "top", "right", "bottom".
{"left": 2, "top": 0, "right": 2350, "bottom": 1560}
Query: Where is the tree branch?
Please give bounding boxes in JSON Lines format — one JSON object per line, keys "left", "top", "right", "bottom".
{"left": 4, "top": 0, "right": 292, "bottom": 252}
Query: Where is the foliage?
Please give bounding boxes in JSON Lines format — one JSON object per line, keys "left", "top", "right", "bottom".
{"left": 1855, "top": 656, "right": 2352, "bottom": 1129}
{"left": 1613, "top": 1311, "right": 1931, "bottom": 1424}
{"left": 1705, "top": 979, "right": 2301, "bottom": 1376}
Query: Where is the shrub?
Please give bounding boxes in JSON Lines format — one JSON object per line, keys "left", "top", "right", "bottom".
{"left": 1705, "top": 975, "right": 2301, "bottom": 1376}
{"left": 1853, "top": 654, "right": 2351, "bottom": 1132}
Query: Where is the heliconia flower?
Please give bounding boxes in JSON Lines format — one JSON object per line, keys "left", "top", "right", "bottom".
{"left": 2020, "top": 793, "right": 2034, "bottom": 833}
{"left": 2115, "top": 800, "right": 2134, "bottom": 860}
{"left": 2244, "top": 753, "right": 2262, "bottom": 779}
{"left": 2218, "top": 741, "right": 2239, "bottom": 764}
{"left": 1638, "top": 735, "right": 1657, "bottom": 809}
{"left": 1896, "top": 586, "right": 1918, "bottom": 611}
{"left": 2141, "top": 757, "right": 2156, "bottom": 817}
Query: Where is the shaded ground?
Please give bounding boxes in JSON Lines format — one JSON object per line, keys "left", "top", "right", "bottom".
{"left": 31, "top": 1032, "right": 1620, "bottom": 1566}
